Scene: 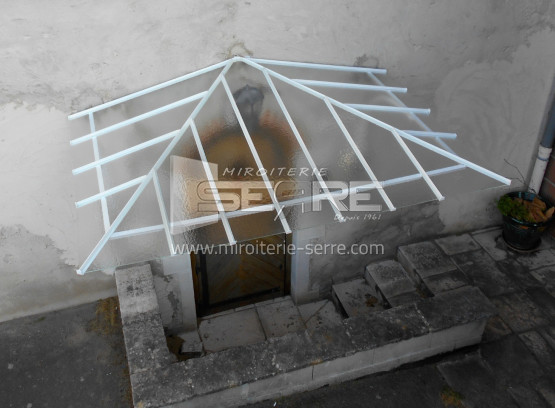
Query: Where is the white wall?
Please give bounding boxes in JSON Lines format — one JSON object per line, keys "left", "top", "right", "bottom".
{"left": 1, "top": 0, "right": 554, "bottom": 321}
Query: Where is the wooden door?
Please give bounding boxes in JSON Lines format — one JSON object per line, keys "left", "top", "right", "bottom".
{"left": 196, "top": 234, "right": 287, "bottom": 315}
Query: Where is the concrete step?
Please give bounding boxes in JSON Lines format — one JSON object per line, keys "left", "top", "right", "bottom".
{"left": 397, "top": 241, "right": 469, "bottom": 295}
{"left": 331, "top": 278, "right": 383, "bottom": 317}
{"left": 364, "top": 260, "right": 422, "bottom": 307}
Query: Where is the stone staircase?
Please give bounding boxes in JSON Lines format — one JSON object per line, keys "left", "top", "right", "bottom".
{"left": 331, "top": 240, "right": 473, "bottom": 317}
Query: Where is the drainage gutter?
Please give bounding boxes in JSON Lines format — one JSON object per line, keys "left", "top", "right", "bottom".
{"left": 529, "top": 92, "right": 555, "bottom": 193}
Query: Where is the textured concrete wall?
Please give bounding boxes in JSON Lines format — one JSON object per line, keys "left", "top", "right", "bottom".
{"left": 1, "top": 0, "right": 554, "bottom": 320}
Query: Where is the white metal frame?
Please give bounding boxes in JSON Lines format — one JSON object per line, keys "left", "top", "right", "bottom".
{"left": 69, "top": 56, "right": 511, "bottom": 274}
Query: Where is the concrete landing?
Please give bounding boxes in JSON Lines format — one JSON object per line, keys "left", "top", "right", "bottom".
{"left": 257, "top": 298, "right": 306, "bottom": 338}
{"left": 199, "top": 308, "right": 266, "bottom": 353}
{"left": 298, "top": 300, "right": 343, "bottom": 332}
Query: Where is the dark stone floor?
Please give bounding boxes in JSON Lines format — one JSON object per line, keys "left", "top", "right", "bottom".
{"left": 0, "top": 299, "right": 132, "bottom": 408}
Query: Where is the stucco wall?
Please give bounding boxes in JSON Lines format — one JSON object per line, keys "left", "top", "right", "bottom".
{"left": 1, "top": 0, "right": 554, "bottom": 321}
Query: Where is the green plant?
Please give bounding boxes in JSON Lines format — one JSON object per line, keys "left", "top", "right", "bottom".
{"left": 497, "top": 194, "right": 554, "bottom": 223}
{"left": 497, "top": 195, "right": 534, "bottom": 222}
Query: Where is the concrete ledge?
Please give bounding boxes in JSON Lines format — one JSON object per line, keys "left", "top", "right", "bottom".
{"left": 116, "top": 264, "right": 159, "bottom": 323}
{"left": 122, "top": 279, "right": 495, "bottom": 408}
{"left": 115, "top": 265, "right": 176, "bottom": 375}
{"left": 415, "top": 286, "right": 496, "bottom": 332}
{"left": 344, "top": 304, "right": 429, "bottom": 351}
{"left": 123, "top": 312, "right": 176, "bottom": 375}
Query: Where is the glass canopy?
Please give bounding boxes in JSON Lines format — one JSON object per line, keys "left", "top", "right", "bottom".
{"left": 68, "top": 57, "right": 510, "bottom": 274}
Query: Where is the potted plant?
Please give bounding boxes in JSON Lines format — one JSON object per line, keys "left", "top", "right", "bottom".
{"left": 497, "top": 191, "right": 554, "bottom": 250}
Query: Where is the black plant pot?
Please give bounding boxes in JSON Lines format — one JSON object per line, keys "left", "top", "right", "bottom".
{"left": 501, "top": 191, "right": 552, "bottom": 251}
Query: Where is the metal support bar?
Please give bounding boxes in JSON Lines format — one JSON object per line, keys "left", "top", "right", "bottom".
{"left": 324, "top": 99, "right": 396, "bottom": 211}
{"left": 402, "top": 130, "right": 457, "bottom": 140}
{"left": 293, "top": 79, "right": 406, "bottom": 93}
{"left": 75, "top": 175, "right": 147, "bottom": 208}
{"left": 346, "top": 104, "right": 431, "bottom": 115}
{"left": 342, "top": 102, "right": 511, "bottom": 185}
{"left": 261, "top": 69, "right": 345, "bottom": 221}
{"left": 221, "top": 77, "right": 292, "bottom": 234}
{"left": 152, "top": 171, "right": 174, "bottom": 254}
{"left": 88, "top": 113, "right": 110, "bottom": 232}
{"left": 111, "top": 224, "right": 174, "bottom": 240}
{"left": 190, "top": 120, "right": 236, "bottom": 245}
{"left": 68, "top": 60, "right": 228, "bottom": 120}
{"left": 367, "top": 72, "right": 455, "bottom": 154}
{"left": 249, "top": 57, "right": 387, "bottom": 74}
{"left": 390, "top": 129, "right": 444, "bottom": 200}
{"left": 70, "top": 92, "right": 207, "bottom": 146}
{"left": 73, "top": 129, "right": 180, "bottom": 175}
{"left": 108, "top": 163, "right": 468, "bottom": 240}
{"left": 382, "top": 164, "right": 464, "bottom": 187}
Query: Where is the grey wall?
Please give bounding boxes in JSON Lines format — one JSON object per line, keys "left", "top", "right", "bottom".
{"left": 1, "top": 0, "right": 554, "bottom": 321}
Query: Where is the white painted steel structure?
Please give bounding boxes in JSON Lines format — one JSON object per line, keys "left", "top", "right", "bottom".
{"left": 69, "top": 56, "right": 511, "bottom": 274}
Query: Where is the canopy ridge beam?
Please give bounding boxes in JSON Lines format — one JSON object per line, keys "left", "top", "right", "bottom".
{"left": 190, "top": 120, "right": 237, "bottom": 245}
{"left": 221, "top": 77, "right": 292, "bottom": 234}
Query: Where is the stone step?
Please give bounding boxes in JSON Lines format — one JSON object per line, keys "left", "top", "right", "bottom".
{"left": 364, "top": 260, "right": 421, "bottom": 307}
{"left": 331, "top": 278, "right": 383, "bottom": 317}
{"left": 397, "top": 241, "right": 469, "bottom": 295}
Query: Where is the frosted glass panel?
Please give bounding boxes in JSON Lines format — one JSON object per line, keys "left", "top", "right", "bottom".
{"left": 68, "top": 58, "right": 509, "bottom": 273}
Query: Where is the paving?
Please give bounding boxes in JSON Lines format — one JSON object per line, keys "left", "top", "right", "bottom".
{"left": 1, "top": 226, "right": 555, "bottom": 408}
{"left": 0, "top": 299, "right": 131, "bottom": 408}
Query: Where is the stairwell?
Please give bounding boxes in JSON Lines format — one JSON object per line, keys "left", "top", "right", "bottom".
{"left": 116, "top": 235, "right": 496, "bottom": 408}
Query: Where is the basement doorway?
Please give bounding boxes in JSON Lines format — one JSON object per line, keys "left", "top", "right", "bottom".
{"left": 193, "top": 233, "right": 291, "bottom": 316}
